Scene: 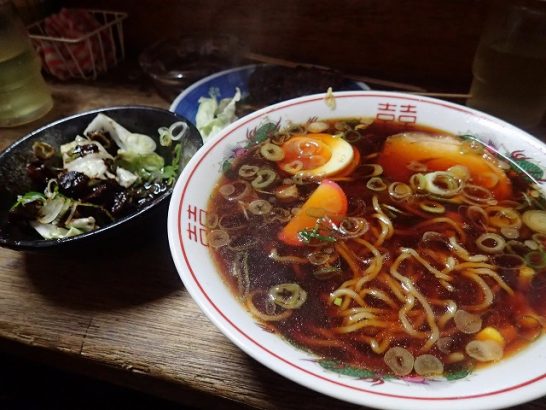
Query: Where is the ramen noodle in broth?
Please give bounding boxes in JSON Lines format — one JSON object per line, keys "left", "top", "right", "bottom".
{"left": 206, "top": 118, "right": 546, "bottom": 378}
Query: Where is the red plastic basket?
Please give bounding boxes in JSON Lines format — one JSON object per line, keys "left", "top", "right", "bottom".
{"left": 27, "top": 9, "right": 127, "bottom": 80}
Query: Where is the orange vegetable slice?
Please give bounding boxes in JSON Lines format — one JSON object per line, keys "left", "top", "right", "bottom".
{"left": 377, "top": 133, "right": 512, "bottom": 200}
{"left": 278, "top": 179, "right": 348, "bottom": 246}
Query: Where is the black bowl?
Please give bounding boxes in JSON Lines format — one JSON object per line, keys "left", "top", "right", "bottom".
{"left": 0, "top": 106, "right": 203, "bottom": 251}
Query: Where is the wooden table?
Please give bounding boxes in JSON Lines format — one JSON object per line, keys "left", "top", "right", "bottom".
{"left": 0, "top": 77, "right": 545, "bottom": 410}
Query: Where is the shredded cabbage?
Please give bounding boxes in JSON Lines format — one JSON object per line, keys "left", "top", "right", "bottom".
{"left": 10, "top": 114, "right": 186, "bottom": 240}
{"left": 196, "top": 87, "right": 241, "bottom": 142}
{"left": 84, "top": 113, "right": 157, "bottom": 155}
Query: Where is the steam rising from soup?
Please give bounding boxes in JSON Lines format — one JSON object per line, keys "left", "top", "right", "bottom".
{"left": 206, "top": 118, "right": 545, "bottom": 378}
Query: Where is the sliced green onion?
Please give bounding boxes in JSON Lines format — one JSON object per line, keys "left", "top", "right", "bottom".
{"left": 465, "top": 340, "right": 503, "bottom": 362}
{"left": 219, "top": 180, "right": 250, "bottom": 201}
{"left": 32, "top": 141, "right": 55, "bottom": 160}
{"left": 252, "top": 169, "right": 277, "bottom": 188}
{"left": 454, "top": 309, "right": 482, "bottom": 334}
{"left": 238, "top": 164, "right": 259, "bottom": 179}
{"left": 265, "top": 207, "right": 292, "bottom": 223}
{"left": 388, "top": 182, "right": 412, "bottom": 200}
{"left": 205, "top": 213, "right": 219, "bottom": 228}
{"left": 524, "top": 250, "right": 546, "bottom": 269}
{"left": 424, "top": 171, "right": 462, "bottom": 197}
{"left": 208, "top": 229, "right": 230, "bottom": 248}
{"left": 343, "top": 130, "right": 362, "bottom": 143}
{"left": 339, "top": 217, "right": 369, "bottom": 238}
{"left": 366, "top": 177, "right": 387, "bottom": 191}
{"left": 414, "top": 354, "right": 444, "bottom": 376}
{"left": 420, "top": 200, "right": 445, "bottom": 214}
{"left": 476, "top": 232, "right": 506, "bottom": 254}
{"left": 268, "top": 283, "right": 307, "bottom": 309}
{"left": 360, "top": 164, "right": 383, "bottom": 178}
{"left": 532, "top": 233, "right": 546, "bottom": 249}
{"left": 463, "top": 184, "right": 495, "bottom": 204}
{"left": 384, "top": 347, "right": 414, "bottom": 376}
{"left": 169, "top": 121, "right": 188, "bottom": 141}
{"left": 522, "top": 210, "right": 546, "bottom": 234}
{"left": 500, "top": 227, "right": 520, "bottom": 239}
{"left": 487, "top": 207, "right": 522, "bottom": 229}
{"left": 465, "top": 205, "right": 489, "bottom": 227}
{"left": 248, "top": 199, "right": 273, "bottom": 215}
{"left": 307, "top": 248, "right": 334, "bottom": 265}
{"left": 260, "top": 142, "right": 285, "bottom": 161}
{"left": 409, "top": 173, "right": 427, "bottom": 192}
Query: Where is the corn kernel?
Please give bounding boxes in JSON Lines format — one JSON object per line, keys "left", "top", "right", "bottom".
{"left": 476, "top": 327, "right": 505, "bottom": 347}
{"left": 519, "top": 266, "right": 535, "bottom": 280}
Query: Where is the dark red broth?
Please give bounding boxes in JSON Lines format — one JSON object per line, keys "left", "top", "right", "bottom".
{"left": 207, "top": 119, "right": 545, "bottom": 377}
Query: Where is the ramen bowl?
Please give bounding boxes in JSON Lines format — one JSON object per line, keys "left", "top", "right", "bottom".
{"left": 0, "top": 106, "right": 202, "bottom": 251}
{"left": 167, "top": 91, "right": 546, "bottom": 410}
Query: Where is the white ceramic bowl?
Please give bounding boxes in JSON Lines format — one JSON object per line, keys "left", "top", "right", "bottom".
{"left": 167, "top": 91, "right": 546, "bottom": 410}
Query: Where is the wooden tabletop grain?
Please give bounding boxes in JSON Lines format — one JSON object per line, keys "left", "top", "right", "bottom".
{"left": 0, "top": 78, "right": 544, "bottom": 410}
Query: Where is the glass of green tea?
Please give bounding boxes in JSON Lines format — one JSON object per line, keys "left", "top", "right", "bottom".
{"left": 0, "top": 0, "right": 53, "bottom": 128}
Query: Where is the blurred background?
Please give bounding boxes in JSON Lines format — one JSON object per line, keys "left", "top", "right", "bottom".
{"left": 13, "top": 0, "right": 486, "bottom": 92}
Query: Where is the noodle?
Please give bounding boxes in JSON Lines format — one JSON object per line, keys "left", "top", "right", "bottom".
{"left": 378, "top": 273, "right": 407, "bottom": 303}
{"left": 246, "top": 291, "right": 293, "bottom": 321}
{"left": 371, "top": 213, "right": 393, "bottom": 246}
{"left": 433, "top": 299, "right": 458, "bottom": 328}
{"left": 334, "top": 319, "right": 393, "bottom": 334}
{"left": 414, "top": 217, "right": 467, "bottom": 242}
{"left": 472, "top": 267, "right": 514, "bottom": 295}
{"left": 401, "top": 248, "right": 453, "bottom": 282}
{"left": 330, "top": 288, "right": 367, "bottom": 309}
{"left": 359, "top": 288, "right": 398, "bottom": 309}
{"left": 461, "top": 271, "right": 494, "bottom": 311}
{"left": 360, "top": 335, "right": 394, "bottom": 354}
{"left": 269, "top": 248, "right": 308, "bottom": 264}
{"left": 449, "top": 236, "right": 489, "bottom": 262}
{"left": 208, "top": 118, "right": 546, "bottom": 378}
{"left": 334, "top": 242, "right": 361, "bottom": 279}
{"left": 390, "top": 252, "right": 440, "bottom": 351}
{"left": 352, "top": 238, "right": 384, "bottom": 288}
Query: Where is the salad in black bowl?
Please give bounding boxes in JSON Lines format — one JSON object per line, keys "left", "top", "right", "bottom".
{"left": 0, "top": 106, "right": 202, "bottom": 250}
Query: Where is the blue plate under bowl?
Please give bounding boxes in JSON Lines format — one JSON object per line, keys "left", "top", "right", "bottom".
{"left": 170, "top": 64, "right": 370, "bottom": 125}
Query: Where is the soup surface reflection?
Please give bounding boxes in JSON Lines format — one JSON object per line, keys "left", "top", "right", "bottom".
{"left": 206, "top": 118, "right": 545, "bottom": 378}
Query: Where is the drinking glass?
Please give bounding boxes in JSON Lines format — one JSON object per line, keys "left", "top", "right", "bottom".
{"left": 0, "top": 0, "right": 53, "bottom": 127}
{"left": 466, "top": 0, "right": 546, "bottom": 129}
